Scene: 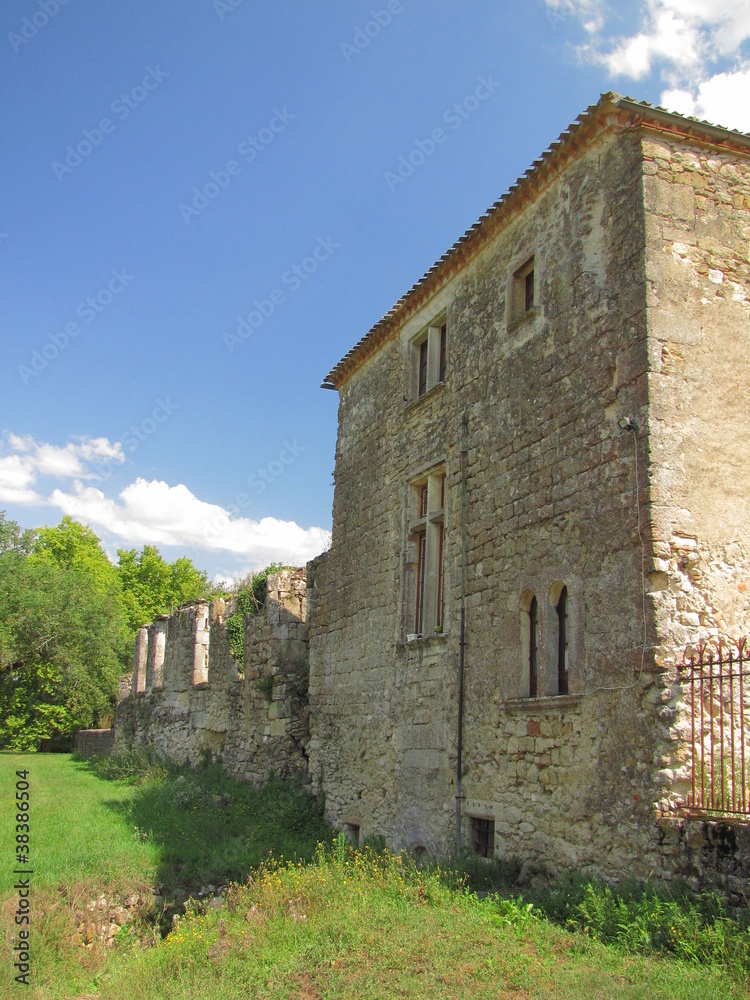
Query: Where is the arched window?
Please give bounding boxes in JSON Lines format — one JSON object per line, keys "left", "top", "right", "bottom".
{"left": 557, "top": 586, "right": 568, "bottom": 694}
{"left": 529, "top": 596, "right": 538, "bottom": 697}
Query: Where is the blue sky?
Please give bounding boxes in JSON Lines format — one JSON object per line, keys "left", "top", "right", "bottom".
{"left": 1, "top": 0, "right": 748, "bottom": 583}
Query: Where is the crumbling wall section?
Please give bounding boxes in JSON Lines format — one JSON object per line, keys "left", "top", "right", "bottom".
{"left": 114, "top": 570, "right": 309, "bottom": 784}
{"left": 640, "top": 134, "right": 750, "bottom": 823}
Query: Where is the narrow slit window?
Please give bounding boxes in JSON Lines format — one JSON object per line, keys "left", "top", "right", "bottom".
{"left": 415, "top": 532, "right": 426, "bottom": 634}
{"left": 524, "top": 269, "right": 535, "bottom": 312}
{"left": 439, "top": 323, "right": 447, "bottom": 383}
{"left": 557, "top": 586, "right": 568, "bottom": 695}
{"left": 436, "top": 523, "right": 444, "bottom": 630}
{"left": 418, "top": 340, "right": 428, "bottom": 396}
{"left": 529, "top": 595, "right": 538, "bottom": 697}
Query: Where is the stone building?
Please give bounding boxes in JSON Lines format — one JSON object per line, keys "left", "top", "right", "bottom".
{"left": 116, "top": 93, "right": 750, "bottom": 890}
{"left": 306, "top": 92, "right": 750, "bottom": 881}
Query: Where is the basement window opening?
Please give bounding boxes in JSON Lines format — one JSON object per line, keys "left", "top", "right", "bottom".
{"left": 344, "top": 823, "right": 360, "bottom": 847}
{"left": 470, "top": 816, "right": 495, "bottom": 858}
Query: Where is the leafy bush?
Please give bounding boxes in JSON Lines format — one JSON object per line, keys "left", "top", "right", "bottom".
{"left": 225, "top": 563, "right": 293, "bottom": 666}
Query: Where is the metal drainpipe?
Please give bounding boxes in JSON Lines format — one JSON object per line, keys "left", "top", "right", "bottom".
{"left": 455, "top": 407, "right": 468, "bottom": 854}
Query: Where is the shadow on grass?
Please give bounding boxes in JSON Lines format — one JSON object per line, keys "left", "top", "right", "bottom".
{"left": 73, "top": 753, "right": 331, "bottom": 921}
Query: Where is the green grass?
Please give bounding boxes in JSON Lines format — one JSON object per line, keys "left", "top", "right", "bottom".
{"left": 99, "top": 843, "right": 745, "bottom": 999}
{"left": 1, "top": 752, "right": 748, "bottom": 1000}
{"left": 0, "top": 751, "right": 160, "bottom": 894}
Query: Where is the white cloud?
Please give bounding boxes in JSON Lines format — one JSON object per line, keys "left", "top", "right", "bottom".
{"left": 1, "top": 432, "right": 125, "bottom": 483}
{"left": 547, "top": 0, "right": 750, "bottom": 132}
{"left": 0, "top": 455, "right": 43, "bottom": 505}
{"left": 50, "top": 478, "right": 330, "bottom": 566}
{"left": 0, "top": 431, "right": 329, "bottom": 567}
{"left": 663, "top": 64, "right": 750, "bottom": 130}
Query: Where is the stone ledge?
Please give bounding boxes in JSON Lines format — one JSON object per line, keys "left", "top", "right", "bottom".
{"left": 397, "top": 632, "right": 451, "bottom": 649}
{"left": 504, "top": 694, "right": 583, "bottom": 713}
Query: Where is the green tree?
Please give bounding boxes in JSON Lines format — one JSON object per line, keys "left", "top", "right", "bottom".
{"left": 0, "top": 511, "right": 34, "bottom": 555}
{"left": 0, "top": 517, "right": 129, "bottom": 750}
{"left": 115, "top": 545, "right": 213, "bottom": 632}
{"left": 32, "top": 514, "right": 116, "bottom": 593}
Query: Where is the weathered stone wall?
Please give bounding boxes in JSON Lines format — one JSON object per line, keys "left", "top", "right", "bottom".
{"left": 115, "top": 571, "right": 310, "bottom": 785}
{"left": 308, "top": 117, "right": 750, "bottom": 882}
{"left": 75, "top": 728, "right": 114, "bottom": 757}
{"left": 638, "top": 136, "right": 750, "bottom": 832}
{"left": 112, "top": 104, "right": 750, "bottom": 893}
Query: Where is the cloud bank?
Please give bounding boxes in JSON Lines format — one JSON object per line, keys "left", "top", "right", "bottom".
{"left": 0, "top": 432, "right": 330, "bottom": 569}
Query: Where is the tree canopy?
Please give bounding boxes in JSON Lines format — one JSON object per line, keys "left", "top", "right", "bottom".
{"left": 0, "top": 512, "right": 218, "bottom": 750}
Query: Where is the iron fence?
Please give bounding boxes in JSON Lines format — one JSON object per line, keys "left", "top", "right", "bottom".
{"left": 680, "top": 638, "right": 750, "bottom": 818}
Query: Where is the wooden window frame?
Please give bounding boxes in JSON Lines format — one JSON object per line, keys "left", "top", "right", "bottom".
{"left": 408, "top": 469, "right": 446, "bottom": 637}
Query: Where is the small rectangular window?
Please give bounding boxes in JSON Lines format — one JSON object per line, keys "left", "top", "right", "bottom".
{"left": 470, "top": 817, "right": 494, "bottom": 858}
{"left": 411, "top": 319, "right": 447, "bottom": 401}
{"left": 510, "top": 256, "right": 536, "bottom": 325}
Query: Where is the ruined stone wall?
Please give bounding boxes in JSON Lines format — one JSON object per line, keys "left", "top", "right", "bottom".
{"left": 308, "top": 122, "right": 750, "bottom": 881}
{"left": 115, "top": 570, "right": 310, "bottom": 785}
{"left": 75, "top": 728, "right": 114, "bottom": 758}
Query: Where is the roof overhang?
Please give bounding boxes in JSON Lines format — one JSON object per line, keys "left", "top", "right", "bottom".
{"left": 322, "top": 92, "right": 750, "bottom": 392}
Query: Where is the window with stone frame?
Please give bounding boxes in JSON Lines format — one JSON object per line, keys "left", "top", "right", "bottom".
{"left": 509, "top": 256, "right": 536, "bottom": 325}
{"left": 409, "top": 469, "right": 446, "bottom": 636}
{"left": 411, "top": 318, "right": 447, "bottom": 399}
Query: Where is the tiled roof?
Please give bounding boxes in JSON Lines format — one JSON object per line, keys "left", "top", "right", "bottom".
{"left": 322, "top": 92, "right": 750, "bottom": 391}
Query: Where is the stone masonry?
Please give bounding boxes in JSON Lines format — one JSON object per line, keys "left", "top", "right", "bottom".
{"left": 115, "top": 94, "right": 750, "bottom": 895}
{"left": 115, "top": 570, "right": 310, "bottom": 784}
{"left": 307, "top": 93, "right": 750, "bottom": 891}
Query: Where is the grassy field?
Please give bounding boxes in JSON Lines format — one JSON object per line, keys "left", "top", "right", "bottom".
{"left": 0, "top": 752, "right": 747, "bottom": 999}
